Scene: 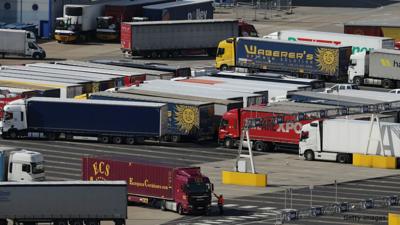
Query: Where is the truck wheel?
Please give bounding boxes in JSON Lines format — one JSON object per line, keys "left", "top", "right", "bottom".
{"left": 113, "top": 219, "right": 125, "bottom": 225}
{"left": 150, "top": 51, "right": 158, "bottom": 58}
{"left": 84, "top": 220, "right": 99, "bottom": 225}
{"left": 304, "top": 150, "right": 314, "bottom": 161}
{"left": 54, "top": 220, "right": 68, "bottom": 225}
{"left": 32, "top": 53, "right": 40, "bottom": 59}
{"left": 220, "top": 64, "right": 228, "bottom": 71}
{"left": 383, "top": 79, "right": 394, "bottom": 89}
{"left": 112, "top": 136, "right": 123, "bottom": 144}
{"left": 99, "top": 136, "right": 110, "bottom": 144}
{"left": 353, "top": 76, "right": 363, "bottom": 86}
{"left": 337, "top": 154, "right": 351, "bottom": 164}
{"left": 177, "top": 204, "right": 184, "bottom": 215}
{"left": 224, "top": 138, "right": 234, "bottom": 149}
{"left": 69, "top": 220, "right": 83, "bottom": 225}
{"left": 125, "top": 137, "right": 135, "bottom": 145}
{"left": 8, "top": 130, "right": 18, "bottom": 139}
{"left": 254, "top": 141, "right": 265, "bottom": 152}
{"left": 171, "top": 135, "right": 181, "bottom": 143}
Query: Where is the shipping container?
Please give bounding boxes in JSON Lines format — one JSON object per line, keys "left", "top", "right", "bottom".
{"left": 0, "top": 181, "right": 127, "bottom": 225}
{"left": 82, "top": 155, "right": 213, "bottom": 215}
{"left": 1, "top": 97, "right": 168, "bottom": 144}
{"left": 143, "top": 0, "right": 213, "bottom": 21}
{"left": 90, "top": 91, "right": 215, "bottom": 141}
{"left": 216, "top": 37, "right": 352, "bottom": 80}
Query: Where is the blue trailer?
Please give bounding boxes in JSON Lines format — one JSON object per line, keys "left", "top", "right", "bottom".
{"left": 89, "top": 91, "right": 215, "bottom": 142}
{"left": 1, "top": 97, "right": 168, "bottom": 144}
{"left": 143, "top": 0, "right": 213, "bottom": 21}
{"left": 216, "top": 37, "right": 352, "bottom": 80}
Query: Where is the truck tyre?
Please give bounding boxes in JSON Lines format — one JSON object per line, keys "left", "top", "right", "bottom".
{"left": 69, "top": 220, "right": 83, "bottom": 225}
{"left": 8, "top": 130, "right": 18, "bottom": 139}
{"left": 54, "top": 220, "right": 68, "bottom": 225}
{"left": 112, "top": 136, "right": 123, "bottom": 144}
{"left": 125, "top": 137, "right": 135, "bottom": 145}
{"left": 32, "top": 53, "right": 40, "bottom": 59}
{"left": 383, "top": 79, "right": 394, "bottom": 89}
{"left": 353, "top": 76, "right": 363, "bottom": 86}
{"left": 99, "top": 136, "right": 110, "bottom": 144}
{"left": 160, "top": 200, "right": 167, "bottom": 211}
{"left": 113, "top": 219, "right": 125, "bottom": 225}
{"left": 304, "top": 150, "right": 314, "bottom": 161}
{"left": 0, "top": 219, "right": 7, "bottom": 225}
{"left": 220, "top": 64, "right": 228, "bottom": 71}
{"left": 254, "top": 141, "right": 265, "bottom": 152}
{"left": 150, "top": 51, "right": 158, "bottom": 58}
{"left": 84, "top": 220, "right": 99, "bottom": 225}
{"left": 337, "top": 154, "right": 351, "bottom": 164}
{"left": 171, "top": 135, "right": 181, "bottom": 143}
{"left": 224, "top": 138, "right": 234, "bottom": 149}
{"left": 177, "top": 204, "right": 184, "bottom": 215}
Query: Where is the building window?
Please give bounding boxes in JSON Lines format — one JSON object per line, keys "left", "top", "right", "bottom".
{"left": 32, "top": 3, "right": 38, "bottom": 11}
{"left": 4, "top": 2, "right": 11, "bottom": 10}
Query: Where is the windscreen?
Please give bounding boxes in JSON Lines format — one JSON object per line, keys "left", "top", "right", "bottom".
{"left": 66, "top": 7, "right": 83, "bottom": 16}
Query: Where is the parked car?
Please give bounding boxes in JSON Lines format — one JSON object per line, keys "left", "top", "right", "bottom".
{"left": 388, "top": 89, "right": 400, "bottom": 94}
{"left": 325, "top": 83, "right": 359, "bottom": 93}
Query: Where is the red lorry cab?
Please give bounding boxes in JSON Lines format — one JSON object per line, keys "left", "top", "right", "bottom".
{"left": 82, "top": 155, "right": 213, "bottom": 215}
{"left": 219, "top": 102, "right": 334, "bottom": 152}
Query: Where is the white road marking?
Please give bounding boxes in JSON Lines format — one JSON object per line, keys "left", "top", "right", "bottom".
{"left": 224, "top": 204, "right": 239, "bottom": 208}
{"left": 259, "top": 207, "right": 277, "bottom": 210}
{"left": 239, "top": 205, "right": 258, "bottom": 209}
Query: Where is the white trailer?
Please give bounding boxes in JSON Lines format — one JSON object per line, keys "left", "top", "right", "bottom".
{"left": 0, "top": 181, "right": 127, "bottom": 225}
{"left": 265, "top": 29, "right": 395, "bottom": 54}
{"left": 299, "top": 118, "right": 400, "bottom": 163}
{"left": 54, "top": 3, "right": 106, "bottom": 43}
{"left": 0, "top": 29, "right": 46, "bottom": 59}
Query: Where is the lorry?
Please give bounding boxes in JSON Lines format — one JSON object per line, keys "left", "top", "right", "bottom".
{"left": 299, "top": 119, "right": 400, "bottom": 163}
{"left": 215, "top": 37, "right": 352, "bottom": 81}
{"left": 264, "top": 29, "right": 395, "bottom": 54}
{"left": 96, "top": 0, "right": 173, "bottom": 41}
{"left": 143, "top": 0, "right": 213, "bottom": 21}
{"left": 0, "top": 147, "right": 45, "bottom": 181}
{"left": 121, "top": 19, "right": 258, "bottom": 58}
{"left": 344, "top": 19, "right": 400, "bottom": 49}
{"left": 55, "top": 3, "right": 106, "bottom": 43}
{"left": 218, "top": 102, "right": 339, "bottom": 152}
{"left": 0, "top": 181, "right": 127, "bottom": 225}
{"left": 1, "top": 97, "right": 168, "bottom": 144}
{"left": 348, "top": 49, "right": 400, "bottom": 88}
{"left": 90, "top": 91, "right": 215, "bottom": 142}
{"left": 0, "top": 29, "right": 46, "bottom": 59}
{"left": 82, "top": 155, "right": 213, "bottom": 215}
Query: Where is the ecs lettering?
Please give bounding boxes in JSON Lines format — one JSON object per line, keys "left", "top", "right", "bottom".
{"left": 92, "top": 161, "right": 110, "bottom": 177}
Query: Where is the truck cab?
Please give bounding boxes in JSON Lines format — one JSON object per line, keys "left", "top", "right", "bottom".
{"left": 215, "top": 38, "right": 236, "bottom": 71}
{"left": 348, "top": 52, "right": 368, "bottom": 85}
{"left": 218, "top": 108, "right": 239, "bottom": 148}
{"left": 96, "top": 16, "right": 119, "bottom": 41}
{"left": 0, "top": 147, "right": 45, "bottom": 181}
{"left": 1, "top": 99, "right": 27, "bottom": 139}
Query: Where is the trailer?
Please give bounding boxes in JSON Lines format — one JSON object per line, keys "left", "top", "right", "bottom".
{"left": 344, "top": 18, "right": 400, "bottom": 49}
{"left": 216, "top": 37, "right": 352, "bottom": 80}
{"left": 121, "top": 19, "right": 253, "bottom": 58}
{"left": 0, "top": 29, "right": 45, "bottom": 59}
{"left": 143, "top": 0, "right": 213, "bottom": 21}
{"left": 219, "top": 102, "right": 339, "bottom": 151}
{"left": 90, "top": 91, "right": 215, "bottom": 141}
{"left": 0, "top": 181, "right": 127, "bottom": 225}
{"left": 265, "top": 29, "right": 394, "bottom": 54}
{"left": 1, "top": 97, "right": 168, "bottom": 144}
{"left": 299, "top": 119, "right": 400, "bottom": 163}
{"left": 82, "top": 155, "right": 212, "bottom": 215}
{"left": 348, "top": 49, "right": 400, "bottom": 88}
{"left": 96, "top": 0, "right": 173, "bottom": 41}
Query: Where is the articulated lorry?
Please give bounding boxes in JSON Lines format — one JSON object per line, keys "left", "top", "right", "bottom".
{"left": 0, "top": 181, "right": 127, "bottom": 225}
{"left": 219, "top": 102, "right": 339, "bottom": 152}
{"left": 96, "top": 0, "right": 173, "bottom": 41}
{"left": 55, "top": 3, "right": 106, "bottom": 43}
{"left": 1, "top": 97, "right": 168, "bottom": 144}
{"left": 348, "top": 49, "right": 400, "bottom": 88}
{"left": 216, "top": 37, "right": 352, "bottom": 80}
{"left": 0, "top": 29, "right": 46, "bottom": 59}
{"left": 299, "top": 119, "right": 400, "bottom": 164}
{"left": 83, "top": 155, "right": 213, "bottom": 215}
{"left": 265, "top": 30, "right": 394, "bottom": 54}
{"left": 344, "top": 19, "right": 400, "bottom": 49}
{"left": 121, "top": 19, "right": 257, "bottom": 58}
{"left": 0, "top": 147, "right": 45, "bottom": 182}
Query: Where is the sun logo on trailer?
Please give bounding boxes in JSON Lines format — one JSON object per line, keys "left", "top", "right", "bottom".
{"left": 316, "top": 48, "right": 339, "bottom": 75}
{"left": 175, "top": 105, "right": 199, "bottom": 134}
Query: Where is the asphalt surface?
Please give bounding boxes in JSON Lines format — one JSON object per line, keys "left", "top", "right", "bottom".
{"left": 169, "top": 175, "right": 400, "bottom": 225}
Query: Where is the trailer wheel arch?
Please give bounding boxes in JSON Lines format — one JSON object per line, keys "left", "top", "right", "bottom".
{"left": 304, "top": 150, "right": 315, "bottom": 161}
{"left": 112, "top": 136, "right": 123, "bottom": 144}
{"left": 125, "top": 137, "right": 135, "bottom": 145}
